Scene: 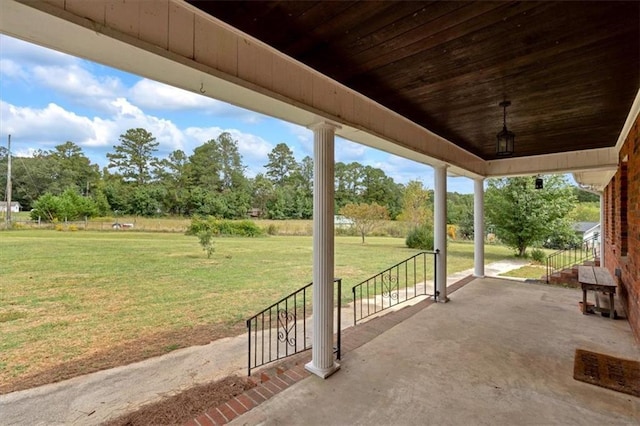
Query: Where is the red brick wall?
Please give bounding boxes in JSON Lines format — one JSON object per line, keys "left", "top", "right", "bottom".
{"left": 604, "top": 114, "right": 639, "bottom": 342}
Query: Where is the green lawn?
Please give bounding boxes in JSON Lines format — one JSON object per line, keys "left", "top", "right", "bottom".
{"left": 500, "top": 264, "right": 547, "bottom": 279}
{"left": 0, "top": 230, "right": 514, "bottom": 389}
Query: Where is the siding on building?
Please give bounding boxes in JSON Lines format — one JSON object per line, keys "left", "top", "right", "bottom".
{"left": 0, "top": 202, "right": 21, "bottom": 213}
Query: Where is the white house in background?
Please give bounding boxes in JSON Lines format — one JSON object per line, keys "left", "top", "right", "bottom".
{"left": 334, "top": 215, "right": 354, "bottom": 228}
{"left": 0, "top": 201, "right": 21, "bottom": 213}
{"left": 572, "top": 222, "right": 600, "bottom": 242}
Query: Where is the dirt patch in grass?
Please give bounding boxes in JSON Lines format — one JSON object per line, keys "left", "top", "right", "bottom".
{"left": 0, "top": 322, "right": 246, "bottom": 394}
{"left": 104, "top": 375, "right": 255, "bottom": 426}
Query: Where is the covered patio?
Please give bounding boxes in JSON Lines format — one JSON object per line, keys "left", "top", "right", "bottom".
{"left": 1, "top": 2, "right": 638, "bottom": 422}
{"left": 228, "top": 277, "right": 639, "bottom": 425}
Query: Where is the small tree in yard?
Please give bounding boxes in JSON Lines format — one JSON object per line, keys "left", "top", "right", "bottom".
{"left": 186, "top": 216, "right": 216, "bottom": 258}
{"left": 340, "top": 202, "right": 389, "bottom": 244}
{"left": 197, "top": 230, "right": 215, "bottom": 259}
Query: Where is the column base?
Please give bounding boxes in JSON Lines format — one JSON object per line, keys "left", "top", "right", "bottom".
{"left": 305, "top": 361, "right": 340, "bottom": 379}
{"left": 473, "top": 274, "right": 485, "bottom": 278}
{"left": 437, "top": 296, "right": 450, "bottom": 303}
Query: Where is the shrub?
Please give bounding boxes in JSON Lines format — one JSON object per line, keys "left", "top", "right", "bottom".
{"left": 531, "top": 248, "right": 546, "bottom": 264}
{"left": 265, "top": 224, "right": 278, "bottom": 235}
{"left": 55, "top": 224, "right": 64, "bottom": 232}
{"left": 69, "top": 225, "right": 78, "bottom": 232}
{"left": 447, "top": 224, "right": 457, "bottom": 240}
{"left": 335, "top": 226, "right": 356, "bottom": 236}
{"left": 186, "top": 217, "right": 264, "bottom": 237}
{"left": 405, "top": 225, "right": 434, "bottom": 250}
{"left": 233, "top": 220, "right": 264, "bottom": 237}
{"left": 384, "top": 222, "right": 408, "bottom": 238}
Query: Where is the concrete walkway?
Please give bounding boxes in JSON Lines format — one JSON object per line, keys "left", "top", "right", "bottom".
{"left": 0, "top": 260, "right": 529, "bottom": 425}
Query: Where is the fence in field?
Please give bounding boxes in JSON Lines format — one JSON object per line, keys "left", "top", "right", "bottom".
{"left": 2, "top": 218, "right": 190, "bottom": 232}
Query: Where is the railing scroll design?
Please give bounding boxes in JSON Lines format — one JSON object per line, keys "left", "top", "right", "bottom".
{"left": 352, "top": 251, "right": 438, "bottom": 325}
{"left": 247, "top": 279, "right": 342, "bottom": 376}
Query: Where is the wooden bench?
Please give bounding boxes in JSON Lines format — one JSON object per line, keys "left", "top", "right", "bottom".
{"left": 578, "top": 266, "right": 616, "bottom": 320}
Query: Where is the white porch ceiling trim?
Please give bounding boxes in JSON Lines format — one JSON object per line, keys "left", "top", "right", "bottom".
{"left": 485, "top": 147, "right": 619, "bottom": 178}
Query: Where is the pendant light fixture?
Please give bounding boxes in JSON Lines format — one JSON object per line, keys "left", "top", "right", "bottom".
{"left": 496, "top": 100, "right": 515, "bottom": 156}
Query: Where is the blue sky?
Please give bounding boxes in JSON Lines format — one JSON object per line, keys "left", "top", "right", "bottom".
{"left": 0, "top": 34, "right": 475, "bottom": 193}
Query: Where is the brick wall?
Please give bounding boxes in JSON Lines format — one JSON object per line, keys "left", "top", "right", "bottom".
{"left": 604, "top": 113, "right": 639, "bottom": 342}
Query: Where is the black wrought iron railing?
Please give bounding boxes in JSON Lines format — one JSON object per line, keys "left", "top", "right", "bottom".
{"left": 546, "top": 234, "right": 600, "bottom": 283}
{"left": 246, "top": 278, "right": 342, "bottom": 376}
{"left": 352, "top": 251, "right": 438, "bottom": 325}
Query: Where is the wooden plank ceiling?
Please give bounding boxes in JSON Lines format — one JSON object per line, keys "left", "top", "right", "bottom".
{"left": 187, "top": 1, "right": 640, "bottom": 160}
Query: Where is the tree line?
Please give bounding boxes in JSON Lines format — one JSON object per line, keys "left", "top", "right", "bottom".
{"left": 0, "top": 128, "right": 433, "bottom": 221}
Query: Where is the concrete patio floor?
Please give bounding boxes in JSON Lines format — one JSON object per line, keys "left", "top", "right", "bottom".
{"left": 230, "top": 277, "right": 639, "bottom": 425}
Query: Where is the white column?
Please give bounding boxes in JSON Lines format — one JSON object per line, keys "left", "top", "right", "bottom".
{"left": 434, "top": 165, "right": 448, "bottom": 302}
{"left": 473, "top": 178, "right": 485, "bottom": 278}
{"left": 305, "top": 121, "right": 340, "bottom": 378}
{"left": 599, "top": 193, "right": 605, "bottom": 267}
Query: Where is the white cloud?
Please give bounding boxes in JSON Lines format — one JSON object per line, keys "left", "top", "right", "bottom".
{"left": 0, "top": 99, "right": 186, "bottom": 160}
{"left": 335, "top": 138, "right": 368, "bottom": 163}
{"left": 0, "top": 35, "right": 76, "bottom": 68}
{"left": 34, "top": 64, "right": 122, "bottom": 96}
{"left": 11, "top": 147, "right": 38, "bottom": 158}
{"left": 31, "top": 64, "right": 124, "bottom": 112}
{"left": 285, "top": 122, "right": 312, "bottom": 143}
{"left": 0, "top": 101, "right": 99, "bottom": 149}
{"left": 372, "top": 156, "right": 434, "bottom": 188}
{"left": 0, "top": 58, "right": 26, "bottom": 79}
{"left": 226, "top": 129, "right": 273, "bottom": 161}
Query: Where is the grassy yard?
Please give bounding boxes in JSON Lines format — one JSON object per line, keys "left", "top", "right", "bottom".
{"left": 499, "top": 265, "right": 548, "bottom": 279}
{"left": 0, "top": 230, "right": 514, "bottom": 391}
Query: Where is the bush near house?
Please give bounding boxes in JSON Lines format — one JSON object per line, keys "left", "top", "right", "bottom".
{"left": 406, "top": 225, "right": 434, "bottom": 250}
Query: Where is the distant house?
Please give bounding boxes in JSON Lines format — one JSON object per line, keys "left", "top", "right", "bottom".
{"left": 572, "top": 222, "right": 600, "bottom": 241}
{"left": 0, "top": 201, "right": 21, "bottom": 213}
{"left": 248, "top": 208, "right": 262, "bottom": 218}
{"left": 334, "top": 215, "right": 354, "bottom": 228}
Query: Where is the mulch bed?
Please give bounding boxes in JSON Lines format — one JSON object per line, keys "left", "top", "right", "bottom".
{"left": 574, "top": 348, "right": 640, "bottom": 397}
{"left": 104, "top": 376, "right": 255, "bottom": 426}
{"left": 0, "top": 322, "right": 246, "bottom": 394}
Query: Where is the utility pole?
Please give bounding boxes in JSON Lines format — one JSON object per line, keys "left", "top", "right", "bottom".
{"left": 5, "top": 134, "right": 12, "bottom": 227}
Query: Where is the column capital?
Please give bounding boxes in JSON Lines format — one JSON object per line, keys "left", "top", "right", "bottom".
{"left": 433, "top": 163, "right": 449, "bottom": 171}
{"left": 308, "top": 120, "right": 342, "bottom": 131}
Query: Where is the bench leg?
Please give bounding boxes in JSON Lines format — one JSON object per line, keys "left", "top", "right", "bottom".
{"left": 582, "top": 289, "right": 587, "bottom": 315}
{"left": 609, "top": 292, "right": 615, "bottom": 320}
